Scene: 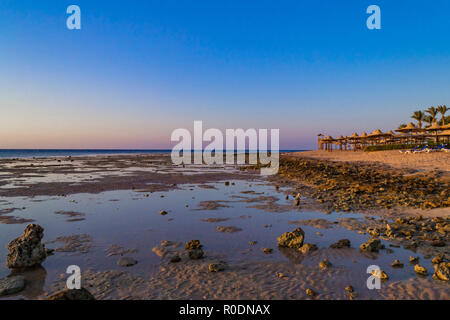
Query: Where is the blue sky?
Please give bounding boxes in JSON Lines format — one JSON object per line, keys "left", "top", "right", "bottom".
{"left": 1, "top": 0, "right": 450, "bottom": 149}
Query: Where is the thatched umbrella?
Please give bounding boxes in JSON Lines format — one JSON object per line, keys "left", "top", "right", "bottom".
{"left": 348, "top": 133, "right": 359, "bottom": 151}
{"left": 437, "top": 130, "right": 450, "bottom": 143}
{"left": 359, "top": 131, "right": 369, "bottom": 147}
{"left": 368, "top": 129, "right": 391, "bottom": 145}
{"left": 335, "top": 135, "right": 346, "bottom": 150}
{"left": 317, "top": 133, "right": 324, "bottom": 150}
{"left": 425, "top": 122, "right": 442, "bottom": 143}
{"left": 395, "top": 122, "right": 424, "bottom": 144}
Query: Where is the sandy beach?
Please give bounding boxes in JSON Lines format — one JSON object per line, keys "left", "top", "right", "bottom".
{"left": 289, "top": 150, "right": 450, "bottom": 176}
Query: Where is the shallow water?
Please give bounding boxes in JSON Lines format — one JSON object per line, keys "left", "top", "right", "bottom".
{"left": 0, "top": 177, "right": 437, "bottom": 299}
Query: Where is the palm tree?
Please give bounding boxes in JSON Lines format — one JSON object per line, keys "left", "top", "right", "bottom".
{"left": 437, "top": 105, "right": 448, "bottom": 125}
{"left": 423, "top": 115, "right": 433, "bottom": 128}
{"left": 425, "top": 106, "right": 438, "bottom": 124}
{"left": 411, "top": 110, "right": 425, "bottom": 128}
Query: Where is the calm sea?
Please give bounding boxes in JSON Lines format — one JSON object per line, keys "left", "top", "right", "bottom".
{"left": 0, "top": 149, "right": 304, "bottom": 159}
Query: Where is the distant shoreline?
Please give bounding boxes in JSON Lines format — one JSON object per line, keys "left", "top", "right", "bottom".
{"left": 0, "top": 149, "right": 307, "bottom": 159}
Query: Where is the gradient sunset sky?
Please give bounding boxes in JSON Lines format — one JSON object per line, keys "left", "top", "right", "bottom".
{"left": 1, "top": 0, "right": 450, "bottom": 149}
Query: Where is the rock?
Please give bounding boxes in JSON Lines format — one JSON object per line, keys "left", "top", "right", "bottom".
{"left": 170, "top": 255, "right": 181, "bottom": 263}
{"left": 330, "top": 239, "right": 351, "bottom": 249}
{"left": 209, "top": 262, "right": 226, "bottom": 272}
{"left": 371, "top": 269, "right": 389, "bottom": 280}
{"left": 306, "top": 288, "right": 316, "bottom": 297}
{"left": 117, "top": 257, "right": 138, "bottom": 267}
{"left": 345, "top": 285, "right": 354, "bottom": 293}
{"left": 360, "top": 238, "right": 382, "bottom": 252}
{"left": 224, "top": 181, "right": 230, "bottom": 186}
{"left": 299, "top": 243, "right": 318, "bottom": 254}
{"left": 185, "top": 240, "right": 202, "bottom": 250}
{"left": 431, "top": 240, "right": 445, "bottom": 247}
{"left": 47, "top": 288, "right": 95, "bottom": 300}
{"left": 433, "top": 262, "right": 449, "bottom": 281}
{"left": 432, "top": 255, "right": 444, "bottom": 265}
{"left": 159, "top": 210, "right": 168, "bottom": 215}
{"left": 248, "top": 241, "right": 257, "bottom": 245}
{"left": 188, "top": 249, "right": 204, "bottom": 260}
{"left": 216, "top": 226, "right": 242, "bottom": 233}
{"left": 276, "top": 272, "right": 287, "bottom": 278}
{"left": 6, "top": 224, "right": 47, "bottom": 269}
{"left": 409, "top": 256, "right": 419, "bottom": 264}
{"left": 0, "top": 276, "right": 26, "bottom": 297}
{"left": 262, "top": 248, "right": 273, "bottom": 254}
{"left": 391, "top": 260, "right": 404, "bottom": 268}
{"left": 414, "top": 264, "right": 428, "bottom": 276}
{"left": 277, "top": 227, "right": 305, "bottom": 249}
{"left": 319, "top": 258, "right": 332, "bottom": 270}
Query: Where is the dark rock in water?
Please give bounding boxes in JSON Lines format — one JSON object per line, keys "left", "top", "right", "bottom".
{"left": 170, "top": 255, "right": 181, "bottom": 263}
{"left": 185, "top": 240, "right": 202, "bottom": 250}
{"left": 409, "top": 256, "right": 419, "bottom": 264}
{"left": 345, "top": 285, "right": 354, "bottom": 293}
{"left": 414, "top": 264, "right": 428, "bottom": 276}
{"left": 306, "top": 288, "right": 316, "bottom": 297}
{"left": 319, "top": 258, "right": 332, "bottom": 270}
{"left": 262, "top": 248, "right": 273, "bottom": 254}
{"left": 299, "top": 243, "right": 318, "bottom": 254}
{"left": 47, "top": 288, "right": 95, "bottom": 300}
{"left": 391, "top": 260, "right": 404, "bottom": 268}
{"left": 433, "top": 262, "right": 449, "bottom": 281}
{"left": 159, "top": 210, "right": 168, "bottom": 215}
{"left": 432, "top": 255, "right": 444, "bottom": 265}
{"left": 188, "top": 248, "right": 204, "bottom": 260}
{"left": 277, "top": 228, "right": 305, "bottom": 249}
{"left": 117, "top": 257, "right": 138, "bottom": 267}
{"left": 330, "top": 239, "right": 351, "bottom": 249}
{"left": 209, "top": 262, "right": 226, "bottom": 272}
{"left": 0, "top": 276, "right": 26, "bottom": 296}
{"left": 360, "top": 238, "right": 382, "bottom": 252}
{"left": 6, "top": 224, "right": 47, "bottom": 269}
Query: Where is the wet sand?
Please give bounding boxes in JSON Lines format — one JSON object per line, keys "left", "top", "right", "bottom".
{"left": 0, "top": 153, "right": 448, "bottom": 300}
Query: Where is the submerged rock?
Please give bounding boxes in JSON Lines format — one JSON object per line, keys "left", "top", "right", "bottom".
{"left": 117, "top": 257, "right": 138, "bottom": 267}
{"left": 0, "top": 276, "right": 26, "bottom": 297}
{"left": 262, "top": 248, "right": 273, "bottom": 254}
{"left": 170, "top": 255, "right": 181, "bottom": 263}
{"left": 391, "top": 260, "right": 404, "bottom": 268}
{"left": 360, "top": 238, "right": 382, "bottom": 252}
{"left": 319, "top": 258, "right": 332, "bottom": 270}
{"left": 47, "top": 288, "right": 95, "bottom": 300}
{"left": 305, "top": 288, "right": 316, "bottom": 297}
{"left": 299, "top": 243, "right": 318, "bottom": 254}
{"left": 414, "top": 264, "right": 428, "bottom": 276}
{"left": 371, "top": 269, "right": 389, "bottom": 280}
{"left": 433, "top": 262, "right": 449, "bottom": 281}
{"left": 345, "top": 285, "right": 354, "bottom": 293}
{"left": 409, "top": 256, "right": 419, "bottom": 264}
{"left": 6, "top": 224, "right": 47, "bottom": 269}
{"left": 188, "top": 248, "right": 204, "bottom": 260}
{"left": 185, "top": 240, "right": 202, "bottom": 250}
{"left": 277, "top": 228, "right": 305, "bottom": 249}
{"left": 209, "top": 262, "right": 226, "bottom": 272}
{"left": 330, "top": 239, "right": 351, "bottom": 249}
